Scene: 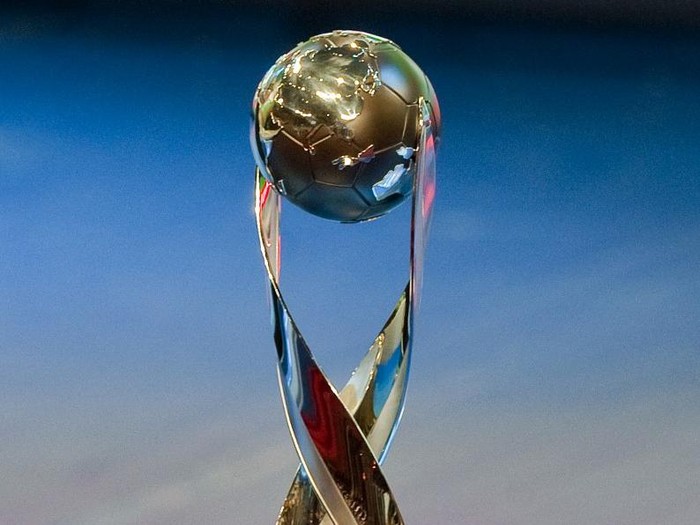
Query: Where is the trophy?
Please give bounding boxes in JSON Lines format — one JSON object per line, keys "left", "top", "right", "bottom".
{"left": 251, "top": 30, "right": 440, "bottom": 524}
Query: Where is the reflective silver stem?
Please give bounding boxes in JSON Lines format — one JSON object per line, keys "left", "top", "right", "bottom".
{"left": 256, "top": 101, "right": 436, "bottom": 525}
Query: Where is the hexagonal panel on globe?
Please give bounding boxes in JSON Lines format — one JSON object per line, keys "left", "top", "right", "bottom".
{"left": 294, "top": 183, "right": 370, "bottom": 222}
{"left": 267, "top": 131, "right": 314, "bottom": 197}
{"left": 309, "top": 129, "right": 363, "bottom": 187}
{"left": 373, "top": 45, "right": 431, "bottom": 105}
{"left": 349, "top": 86, "right": 409, "bottom": 151}
{"left": 353, "top": 147, "right": 413, "bottom": 206}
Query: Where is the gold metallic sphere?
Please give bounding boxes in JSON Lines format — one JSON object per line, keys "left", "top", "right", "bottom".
{"left": 251, "top": 30, "right": 440, "bottom": 222}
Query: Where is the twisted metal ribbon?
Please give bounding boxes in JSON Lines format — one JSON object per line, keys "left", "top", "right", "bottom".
{"left": 255, "top": 100, "right": 436, "bottom": 525}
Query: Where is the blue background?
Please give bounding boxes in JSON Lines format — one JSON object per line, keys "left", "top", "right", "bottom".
{"left": 1, "top": 3, "right": 699, "bottom": 524}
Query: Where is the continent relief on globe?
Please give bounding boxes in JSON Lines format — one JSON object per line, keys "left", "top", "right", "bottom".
{"left": 252, "top": 30, "right": 440, "bottom": 223}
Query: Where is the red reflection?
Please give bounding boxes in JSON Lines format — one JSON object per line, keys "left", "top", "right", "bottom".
{"left": 301, "top": 367, "right": 345, "bottom": 466}
{"left": 422, "top": 135, "right": 436, "bottom": 219}
{"left": 260, "top": 180, "right": 273, "bottom": 208}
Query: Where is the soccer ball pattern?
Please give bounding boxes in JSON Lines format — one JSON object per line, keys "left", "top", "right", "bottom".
{"left": 251, "top": 30, "right": 440, "bottom": 222}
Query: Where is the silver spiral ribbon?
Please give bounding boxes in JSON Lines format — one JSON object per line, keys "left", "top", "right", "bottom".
{"left": 256, "top": 100, "right": 436, "bottom": 525}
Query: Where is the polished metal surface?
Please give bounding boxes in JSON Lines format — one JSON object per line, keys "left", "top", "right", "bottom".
{"left": 252, "top": 30, "right": 439, "bottom": 222}
{"left": 253, "top": 31, "right": 439, "bottom": 524}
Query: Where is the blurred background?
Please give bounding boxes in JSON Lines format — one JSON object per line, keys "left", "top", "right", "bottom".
{"left": 1, "top": 1, "right": 699, "bottom": 524}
